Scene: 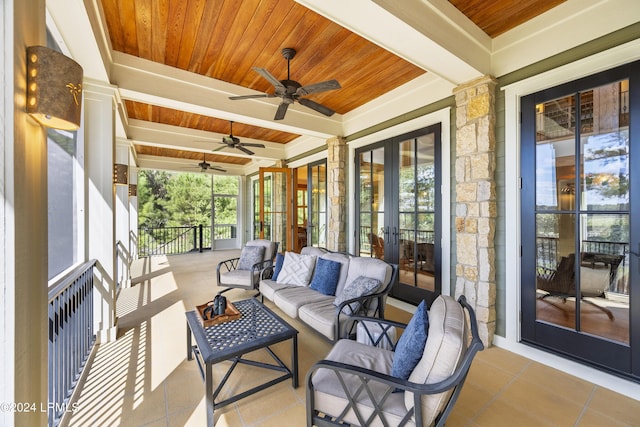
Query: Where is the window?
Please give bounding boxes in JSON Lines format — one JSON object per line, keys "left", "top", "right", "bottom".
{"left": 48, "top": 128, "right": 79, "bottom": 279}
{"left": 212, "top": 175, "right": 239, "bottom": 240}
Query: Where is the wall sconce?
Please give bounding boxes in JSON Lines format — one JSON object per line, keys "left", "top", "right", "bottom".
{"left": 113, "top": 164, "right": 128, "bottom": 185}
{"left": 26, "top": 46, "right": 83, "bottom": 130}
{"left": 128, "top": 184, "right": 137, "bottom": 197}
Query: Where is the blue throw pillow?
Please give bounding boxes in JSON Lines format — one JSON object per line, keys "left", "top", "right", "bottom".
{"left": 391, "top": 300, "right": 429, "bottom": 381}
{"left": 272, "top": 253, "right": 285, "bottom": 280}
{"left": 309, "top": 258, "right": 342, "bottom": 296}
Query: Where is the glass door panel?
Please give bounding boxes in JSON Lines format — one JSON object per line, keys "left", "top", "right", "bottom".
{"left": 358, "top": 149, "right": 385, "bottom": 259}
{"left": 309, "top": 161, "right": 327, "bottom": 248}
{"left": 259, "top": 167, "right": 292, "bottom": 252}
{"left": 522, "top": 63, "right": 637, "bottom": 379}
{"left": 534, "top": 83, "right": 630, "bottom": 345}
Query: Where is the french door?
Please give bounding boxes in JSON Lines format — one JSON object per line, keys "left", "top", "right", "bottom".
{"left": 259, "top": 167, "right": 293, "bottom": 252}
{"left": 307, "top": 160, "right": 327, "bottom": 248}
{"left": 521, "top": 61, "right": 639, "bottom": 380}
{"left": 355, "top": 124, "right": 441, "bottom": 306}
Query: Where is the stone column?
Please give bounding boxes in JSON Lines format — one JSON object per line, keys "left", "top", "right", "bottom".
{"left": 453, "top": 76, "right": 497, "bottom": 347}
{"left": 326, "top": 136, "right": 347, "bottom": 252}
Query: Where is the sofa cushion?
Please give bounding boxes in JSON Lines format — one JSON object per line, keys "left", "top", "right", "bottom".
{"left": 259, "top": 279, "right": 294, "bottom": 302}
{"left": 309, "top": 258, "right": 343, "bottom": 296}
{"left": 237, "top": 245, "right": 265, "bottom": 270}
{"left": 272, "top": 253, "right": 285, "bottom": 281}
{"left": 298, "top": 299, "right": 354, "bottom": 341}
{"left": 301, "top": 246, "right": 328, "bottom": 257}
{"left": 334, "top": 276, "right": 381, "bottom": 315}
{"left": 343, "top": 257, "right": 392, "bottom": 295}
{"left": 311, "top": 339, "right": 408, "bottom": 426}
{"left": 273, "top": 287, "right": 333, "bottom": 318}
{"left": 405, "top": 295, "right": 466, "bottom": 426}
{"left": 320, "top": 252, "right": 351, "bottom": 295}
{"left": 276, "top": 252, "right": 316, "bottom": 286}
{"left": 391, "top": 300, "right": 429, "bottom": 380}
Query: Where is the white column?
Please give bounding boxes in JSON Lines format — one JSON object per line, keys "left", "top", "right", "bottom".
{"left": 83, "top": 81, "right": 119, "bottom": 343}
{"left": 1, "top": 0, "right": 49, "bottom": 425}
{"left": 115, "top": 139, "right": 131, "bottom": 288}
{"left": 129, "top": 162, "right": 139, "bottom": 262}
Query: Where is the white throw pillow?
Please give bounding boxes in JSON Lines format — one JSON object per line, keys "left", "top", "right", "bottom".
{"left": 276, "top": 252, "right": 316, "bottom": 286}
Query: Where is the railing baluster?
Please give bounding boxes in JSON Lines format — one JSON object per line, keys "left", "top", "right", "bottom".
{"left": 48, "top": 260, "right": 97, "bottom": 427}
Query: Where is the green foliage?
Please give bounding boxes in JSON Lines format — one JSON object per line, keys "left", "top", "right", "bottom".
{"left": 137, "top": 170, "right": 240, "bottom": 229}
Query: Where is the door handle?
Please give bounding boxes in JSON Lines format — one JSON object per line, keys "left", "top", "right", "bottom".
{"left": 392, "top": 227, "right": 399, "bottom": 245}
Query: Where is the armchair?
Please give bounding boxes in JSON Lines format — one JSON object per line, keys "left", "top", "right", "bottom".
{"left": 216, "top": 239, "right": 279, "bottom": 295}
{"left": 306, "top": 295, "right": 483, "bottom": 427}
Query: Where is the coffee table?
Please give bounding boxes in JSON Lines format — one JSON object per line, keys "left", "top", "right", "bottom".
{"left": 186, "top": 298, "right": 299, "bottom": 426}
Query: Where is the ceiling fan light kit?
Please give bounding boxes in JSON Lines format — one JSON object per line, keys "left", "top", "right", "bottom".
{"left": 230, "top": 48, "right": 341, "bottom": 120}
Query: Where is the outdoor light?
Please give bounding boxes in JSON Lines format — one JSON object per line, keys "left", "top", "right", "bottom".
{"left": 26, "top": 46, "right": 83, "bottom": 130}
{"left": 128, "top": 184, "right": 137, "bottom": 197}
{"left": 113, "top": 163, "right": 128, "bottom": 185}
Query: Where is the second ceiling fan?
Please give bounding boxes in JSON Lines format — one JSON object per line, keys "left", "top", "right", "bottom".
{"left": 230, "top": 48, "right": 341, "bottom": 120}
{"left": 215, "top": 121, "right": 265, "bottom": 155}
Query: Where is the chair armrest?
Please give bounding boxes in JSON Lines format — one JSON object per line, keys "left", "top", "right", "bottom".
{"left": 216, "top": 257, "right": 240, "bottom": 283}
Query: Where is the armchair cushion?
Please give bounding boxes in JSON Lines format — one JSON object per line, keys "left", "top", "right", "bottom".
{"left": 272, "top": 253, "right": 285, "bottom": 281}
{"left": 237, "top": 245, "right": 265, "bottom": 271}
{"left": 276, "top": 252, "right": 316, "bottom": 286}
{"left": 405, "top": 295, "right": 467, "bottom": 425}
{"left": 310, "top": 339, "right": 408, "bottom": 425}
{"left": 334, "top": 276, "right": 381, "bottom": 315}
{"left": 391, "top": 300, "right": 429, "bottom": 380}
{"left": 309, "top": 258, "right": 343, "bottom": 296}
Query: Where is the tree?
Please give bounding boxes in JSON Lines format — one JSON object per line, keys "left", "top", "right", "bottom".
{"left": 167, "top": 173, "right": 212, "bottom": 226}
{"left": 138, "top": 170, "right": 171, "bottom": 228}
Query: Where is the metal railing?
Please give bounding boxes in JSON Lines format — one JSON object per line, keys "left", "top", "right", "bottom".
{"left": 138, "top": 224, "right": 237, "bottom": 257}
{"left": 48, "top": 259, "right": 97, "bottom": 427}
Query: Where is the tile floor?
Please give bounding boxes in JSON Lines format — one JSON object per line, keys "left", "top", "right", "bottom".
{"left": 62, "top": 251, "right": 640, "bottom": 426}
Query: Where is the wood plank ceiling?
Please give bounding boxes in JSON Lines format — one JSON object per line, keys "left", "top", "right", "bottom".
{"left": 100, "top": 0, "right": 566, "bottom": 169}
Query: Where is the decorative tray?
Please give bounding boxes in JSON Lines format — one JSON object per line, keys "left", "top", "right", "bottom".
{"left": 196, "top": 301, "right": 241, "bottom": 327}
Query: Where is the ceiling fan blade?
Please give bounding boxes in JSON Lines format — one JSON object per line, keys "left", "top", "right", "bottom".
{"left": 229, "top": 94, "right": 270, "bottom": 100}
{"left": 236, "top": 145, "right": 255, "bottom": 155}
{"left": 297, "top": 79, "right": 341, "bottom": 96}
{"left": 298, "top": 98, "right": 335, "bottom": 117}
{"left": 253, "top": 67, "right": 286, "bottom": 92}
{"left": 210, "top": 166, "right": 226, "bottom": 172}
{"left": 274, "top": 102, "right": 289, "bottom": 120}
{"left": 239, "top": 142, "right": 265, "bottom": 148}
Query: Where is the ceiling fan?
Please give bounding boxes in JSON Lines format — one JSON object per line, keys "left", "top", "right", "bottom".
{"left": 229, "top": 48, "right": 341, "bottom": 120}
{"left": 186, "top": 153, "right": 226, "bottom": 173}
{"left": 215, "top": 121, "right": 265, "bottom": 155}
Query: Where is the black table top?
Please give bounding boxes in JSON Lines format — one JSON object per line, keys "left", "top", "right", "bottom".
{"left": 186, "top": 298, "right": 298, "bottom": 364}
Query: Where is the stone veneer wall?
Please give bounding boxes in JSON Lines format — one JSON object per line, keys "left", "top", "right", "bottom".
{"left": 453, "top": 76, "right": 497, "bottom": 347}
{"left": 326, "top": 136, "right": 347, "bottom": 252}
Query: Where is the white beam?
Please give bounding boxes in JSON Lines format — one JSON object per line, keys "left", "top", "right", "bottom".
{"left": 111, "top": 52, "right": 344, "bottom": 139}
{"left": 295, "top": 0, "right": 486, "bottom": 84}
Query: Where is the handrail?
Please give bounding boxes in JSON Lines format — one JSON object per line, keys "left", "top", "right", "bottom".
{"left": 48, "top": 259, "right": 98, "bottom": 302}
